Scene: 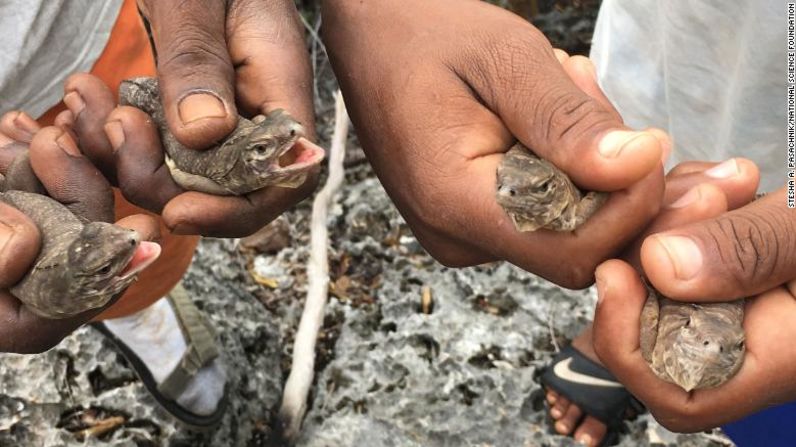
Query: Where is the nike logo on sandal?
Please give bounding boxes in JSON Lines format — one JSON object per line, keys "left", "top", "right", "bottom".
{"left": 553, "top": 358, "right": 623, "bottom": 388}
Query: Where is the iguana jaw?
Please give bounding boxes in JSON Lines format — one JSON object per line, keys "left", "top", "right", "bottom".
{"left": 118, "top": 241, "right": 161, "bottom": 280}
{"left": 272, "top": 137, "right": 325, "bottom": 175}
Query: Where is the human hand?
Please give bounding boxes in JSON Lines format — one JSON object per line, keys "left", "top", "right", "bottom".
{"left": 0, "top": 112, "right": 160, "bottom": 353}
{"left": 593, "top": 185, "right": 796, "bottom": 432}
{"left": 322, "top": 0, "right": 667, "bottom": 288}
{"left": 62, "top": 0, "right": 319, "bottom": 237}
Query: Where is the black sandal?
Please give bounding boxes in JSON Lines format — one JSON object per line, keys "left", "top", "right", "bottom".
{"left": 540, "top": 345, "right": 644, "bottom": 445}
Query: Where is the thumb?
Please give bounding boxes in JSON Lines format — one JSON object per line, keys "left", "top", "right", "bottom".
{"left": 461, "top": 24, "right": 662, "bottom": 191}
{"left": 138, "top": 0, "right": 237, "bottom": 149}
{"left": 642, "top": 187, "right": 796, "bottom": 301}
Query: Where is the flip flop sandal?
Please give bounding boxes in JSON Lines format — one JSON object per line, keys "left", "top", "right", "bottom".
{"left": 92, "top": 283, "right": 228, "bottom": 429}
{"left": 540, "top": 345, "right": 644, "bottom": 446}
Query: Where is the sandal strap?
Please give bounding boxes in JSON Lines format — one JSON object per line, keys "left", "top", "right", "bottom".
{"left": 541, "top": 345, "right": 635, "bottom": 427}
{"left": 157, "top": 283, "right": 219, "bottom": 400}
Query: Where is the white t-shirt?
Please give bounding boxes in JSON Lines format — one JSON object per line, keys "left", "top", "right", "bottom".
{"left": 591, "top": 0, "right": 785, "bottom": 191}
{"left": 0, "top": 0, "right": 122, "bottom": 118}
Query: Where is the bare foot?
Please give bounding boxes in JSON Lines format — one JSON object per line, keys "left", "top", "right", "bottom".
{"left": 545, "top": 325, "right": 611, "bottom": 447}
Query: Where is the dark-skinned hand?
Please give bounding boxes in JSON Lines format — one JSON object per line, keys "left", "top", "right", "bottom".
{"left": 61, "top": 0, "right": 318, "bottom": 237}
{"left": 0, "top": 111, "right": 159, "bottom": 353}
{"left": 593, "top": 185, "right": 796, "bottom": 432}
{"left": 322, "top": 0, "right": 667, "bottom": 288}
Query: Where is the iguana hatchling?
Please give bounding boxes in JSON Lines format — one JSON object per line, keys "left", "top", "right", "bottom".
{"left": 119, "top": 77, "right": 325, "bottom": 196}
{"left": 496, "top": 143, "right": 745, "bottom": 391}
{"left": 0, "top": 187, "right": 159, "bottom": 319}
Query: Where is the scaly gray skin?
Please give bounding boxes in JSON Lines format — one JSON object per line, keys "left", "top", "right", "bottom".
{"left": 119, "top": 77, "right": 322, "bottom": 195}
{"left": 640, "top": 285, "right": 745, "bottom": 391}
{"left": 496, "top": 144, "right": 746, "bottom": 391}
{"left": 2, "top": 191, "right": 141, "bottom": 319}
{"left": 496, "top": 144, "right": 608, "bottom": 232}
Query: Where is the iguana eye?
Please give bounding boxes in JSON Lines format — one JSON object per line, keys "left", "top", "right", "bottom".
{"left": 684, "top": 318, "right": 691, "bottom": 327}
{"left": 98, "top": 264, "right": 112, "bottom": 275}
{"left": 509, "top": 189, "right": 516, "bottom": 196}
{"left": 737, "top": 340, "right": 745, "bottom": 350}
{"left": 254, "top": 145, "right": 268, "bottom": 155}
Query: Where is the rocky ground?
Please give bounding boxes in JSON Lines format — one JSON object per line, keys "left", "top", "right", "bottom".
{"left": 0, "top": 1, "right": 736, "bottom": 446}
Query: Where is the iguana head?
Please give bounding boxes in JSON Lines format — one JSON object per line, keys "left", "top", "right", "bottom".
{"left": 496, "top": 147, "right": 571, "bottom": 230}
{"left": 241, "top": 109, "right": 325, "bottom": 188}
{"left": 65, "top": 223, "right": 160, "bottom": 313}
{"left": 664, "top": 305, "right": 746, "bottom": 391}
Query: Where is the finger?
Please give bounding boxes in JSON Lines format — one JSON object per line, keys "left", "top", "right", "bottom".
{"left": 462, "top": 24, "right": 663, "bottom": 191}
{"left": 116, "top": 214, "right": 161, "bottom": 243}
{"left": 0, "top": 290, "right": 97, "bottom": 353}
{"left": 54, "top": 110, "right": 75, "bottom": 129}
{"left": 4, "top": 152, "right": 46, "bottom": 195}
{"left": 642, "top": 188, "right": 796, "bottom": 301}
{"left": 623, "top": 183, "right": 728, "bottom": 269}
{"left": 0, "top": 202, "right": 40, "bottom": 288}
{"left": 162, "top": 169, "right": 319, "bottom": 237}
{"left": 592, "top": 259, "right": 691, "bottom": 405}
{"left": 666, "top": 161, "right": 719, "bottom": 178}
{"left": 560, "top": 56, "right": 617, "bottom": 115}
{"left": 229, "top": 0, "right": 317, "bottom": 139}
{"left": 63, "top": 73, "right": 118, "bottom": 181}
{"left": 105, "top": 106, "right": 185, "bottom": 213}
{"left": 553, "top": 48, "right": 570, "bottom": 63}
{"left": 139, "top": 0, "right": 238, "bottom": 149}
{"left": 28, "top": 127, "right": 115, "bottom": 222}
{"left": 0, "top": 111, "right": 40, "bottom": 143}
{"left": 663, "top": 158, "right": 760, "bottom": 210}
{"left": 0, "top": 143, "right": 28, "bottom": 176}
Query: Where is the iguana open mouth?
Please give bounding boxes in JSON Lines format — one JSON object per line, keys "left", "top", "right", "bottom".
{"left": 275, "top": 137, "right": 326, "bottom": 172}
{"left": 118, "top": 241, "right": 161, "bottom": 279}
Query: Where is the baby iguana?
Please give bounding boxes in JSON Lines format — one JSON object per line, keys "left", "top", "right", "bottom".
{"left": 2, "top": 190, "right": 159, "bottom": 319}
{"left": 119, "top": 77, "right": 325, "bottom": 196}
{"left": 496, "top": 144, "right": 607, "bottom": 231}
{"left": 496, "top": 143, "right": 745, "bottom": 391}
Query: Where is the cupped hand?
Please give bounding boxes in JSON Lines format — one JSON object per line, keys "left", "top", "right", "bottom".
{"left": 322, "top": 0, "right": 667, "bottom": 288}
{"left": 593, "top": 182, "right": 796, "bottom": 432}
{"left": 0, "top": 113, "right": 159, "bottom": 353}
{"left": 62, "top": 0, "right": 319, "bottom": 237}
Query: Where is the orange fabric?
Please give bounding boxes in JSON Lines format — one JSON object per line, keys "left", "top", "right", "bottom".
{"left": 38, "top": 0, "right": 199, "bottom": 320}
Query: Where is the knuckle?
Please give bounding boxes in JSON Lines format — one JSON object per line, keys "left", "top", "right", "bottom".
{"left": 555, "top": 261, "right": 595, "bottom": 289}
{"left": 705, "top": 209, "right": 791, "bottom": 290}
{"left": 158, "top": 28, "right": 230, "bottom": 74}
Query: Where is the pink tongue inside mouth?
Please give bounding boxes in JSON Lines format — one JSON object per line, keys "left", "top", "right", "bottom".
{"left": 120, "top": 241, "right": 162, "bottom": 277}
{"left": 279, "top": 138, "right": 326, "bottom": 168}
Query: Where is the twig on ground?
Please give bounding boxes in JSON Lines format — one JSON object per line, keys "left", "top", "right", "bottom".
{"left": 277, "top": 90, "right": 349, "bottom": 444}
{"left": 548, "top": 308, "right": 560, "bottom": 352}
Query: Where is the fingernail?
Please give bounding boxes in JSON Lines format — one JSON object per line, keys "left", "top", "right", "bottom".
{"left": 705, "top": 159, "right": 740, "bottom": 179}
{"left": 178, "top": 92, "right": 227, "bottom": 125}
{"left": 555, "top": 421, "right": 569, "bottom": 433}
{"left": 0, "top": 220, "right": 13, "bottom": 255}
{"left": 546, "top": 392, "right": 557, "bottom": 405}
{"left": 655, "top": 235, "right": 703, "bottom": 281}
{"left": 550, "top": 408, "right": 562, "bottom": 419}
{"left": 56, "top": 132, "right": 82, "bottom": 157}
{"left": 13, "top": 111, "right": 38, "bottom": 138}
{"left": 598, "top": 130, "right": 652, "bottom": 159}
{"left": 668, "top": 186, "right": 702, "bottom": 209}
{"left": 104, "top": 120, "right": 126, "bottom": 151}
{"left": 577, "top": 434, "right": 593, "bottom": 446}
{"left": 595, "top": 270, "right": 608, "bottom": 304}
{"left": 63, "top": 91, "right": 86, "bottom": 117}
